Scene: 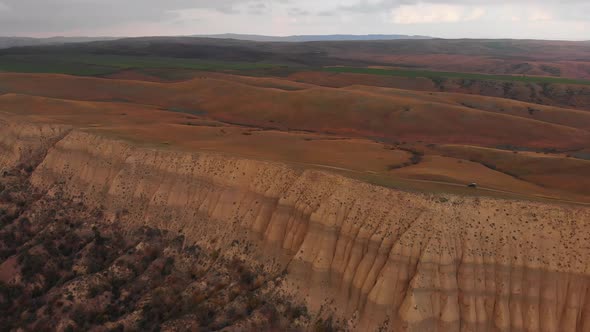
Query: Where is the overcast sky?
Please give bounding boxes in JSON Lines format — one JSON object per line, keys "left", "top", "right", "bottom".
{"left": 0, "top": 0, "right": 588, "bottom": 40}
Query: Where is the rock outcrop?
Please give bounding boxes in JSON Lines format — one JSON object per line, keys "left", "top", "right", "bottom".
{"left": 1, "top": 119, "right": 589, "bottom": 331}
{"left": 0, "top": 119, "right": 69, "bottom": 171}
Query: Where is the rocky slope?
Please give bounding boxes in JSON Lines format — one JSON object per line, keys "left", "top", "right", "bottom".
{"left": 0, "top": 120, "right": 69, "bottom": 172}
{"left": 0, "top": 170, "right": 309, "bottom": 331}
{"left": 1, "top": 119, "right": 589, "bottom": 331}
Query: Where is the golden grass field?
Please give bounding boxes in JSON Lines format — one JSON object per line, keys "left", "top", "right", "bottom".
{"left": 287, "top": 71, "right": 590, "bottom": 109}
{"left": 1, "top": 71, "right": 589, "bottom": 204}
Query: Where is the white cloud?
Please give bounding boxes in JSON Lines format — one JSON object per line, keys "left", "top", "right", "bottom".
{"left": 529, "top": 8, "right": 552, "bottom": 21}
{"left": 465, "top": 7, "right": 485, "bottom": 21}
{"left": 0, "top": 0, "right": 589, "bottom": 40}
{"left": 391, "top": 4, "right": 486, "bottom": 24}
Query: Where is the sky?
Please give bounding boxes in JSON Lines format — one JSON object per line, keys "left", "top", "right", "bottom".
{"left": 0, "top": 0, "right": 588, "bottom": 40}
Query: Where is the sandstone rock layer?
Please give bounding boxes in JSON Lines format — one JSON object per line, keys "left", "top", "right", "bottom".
{"left": 1, "top": 119, "right": 589, "bottom": 331}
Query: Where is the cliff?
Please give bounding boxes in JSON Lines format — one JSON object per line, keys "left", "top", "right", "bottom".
{"left": 1, "top": 119, "right": 589, "bottom": 331}
{"left": 0, "top": 119, "right": 69, "bottom": 171}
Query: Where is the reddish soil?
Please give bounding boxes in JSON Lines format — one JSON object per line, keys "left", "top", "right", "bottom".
{"left": 0, "top": 71, "right": 588, "bottom": 202}
{"left": 1, "top": 73, "right": 589, "bottom": 150}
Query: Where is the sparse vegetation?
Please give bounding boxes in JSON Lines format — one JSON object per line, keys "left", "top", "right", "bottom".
{"left": 387, "top": 146, "right": 424, "bottom": 170}
{"left": 323, "top": 66, "right": 590, "bottom": 86}
{"left": 0, "top": 169, "right": 308, "bottom": 331}
{"left": 314, "top": 316, "right": 337, "bottom": 332}
{"left": 0, "top": 54, "right": 280, "bottom": 76}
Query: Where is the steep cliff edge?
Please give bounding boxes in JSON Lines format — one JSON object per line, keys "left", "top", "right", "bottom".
{"left": 0, "top": 119, "right": 70, "bottom": 171}
{"left": 1, "top": 120, "right": 589, "bottom": 331}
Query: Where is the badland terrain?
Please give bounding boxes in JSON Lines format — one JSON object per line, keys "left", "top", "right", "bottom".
{"left": 0, "top": 37, "right": 589, "bottom": 331}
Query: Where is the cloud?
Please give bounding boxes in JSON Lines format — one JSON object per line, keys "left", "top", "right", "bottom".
{"left": 465, "top": 7, "right": 485, "bottom": 21}
{"left": 529, "top": 8, "right": 553, "bottom": 21}
{"left": 391, "top": 4, "right": 486, "bottom": 24}
{"left": 0, "top": 0, "right": 589, "bottom": 39}
{"left": 288, "top": 8, "right": 311, "bottom": 17}
{"left": 247, "top": 2, "right": 268, "bottom": 15}
{"left": 0, "top": 0, "right": 249, "bottom": 35}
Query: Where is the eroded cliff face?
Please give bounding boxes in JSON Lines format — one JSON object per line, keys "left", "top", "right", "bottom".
{"left": 1, "top": 120, "right": 589, "bottom": 331}
{"left": 0, "top": 119, "right": 69, "bottom": 171}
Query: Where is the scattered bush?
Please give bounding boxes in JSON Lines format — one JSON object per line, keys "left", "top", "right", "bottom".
{"left": 1, "top": 172, "right": 309, "bottom": 331}
{"left": 286, "top": 305, "right": 309, "bottom": 320}
{"left": 162, "top": 257, "right": 174, "bottom": 276}
{"left": 19, "top": 252, "right": 46, "bottom": 280}
{"left": 314, "top": 316, "right": 336, "bottom": 332}
{"left": 481, "top": 162, "right": 497, "bottom": 170}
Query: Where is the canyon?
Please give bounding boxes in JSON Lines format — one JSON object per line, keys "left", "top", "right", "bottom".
{"left": 2, "top": 118, "right": 589, "bottom": 331}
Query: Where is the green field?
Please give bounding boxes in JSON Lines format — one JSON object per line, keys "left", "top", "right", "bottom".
{"left": 323, "top": 66, "right": 590, "bottom": 86}
{"left": 3, "top": 53, "right": 590, "bottom": 87}
{"left": 0, "top": 54, "right": 281, "bottom": 76}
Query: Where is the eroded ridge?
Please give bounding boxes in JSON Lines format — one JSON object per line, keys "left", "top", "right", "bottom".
{"left": 0, "top": 119, "right": 70, "bottom": 171}
{"left": 1, "top": 120, "right": 589, "bottom": 331}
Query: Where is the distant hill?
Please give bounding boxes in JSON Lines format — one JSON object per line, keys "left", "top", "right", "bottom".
{"left": 193, "top": 34, "right": 432, "bottom": 42}
{"left": 2, "top": 37, "right": 590, "bottom": 79}
{"left": 0, "top": 34, "right": 430, "bottom": 49}
{"left": 4, "top": 36, "right": 589, "bottom": 63}
{"left": 0, "top": 36, "right": 117, "bottom": 49}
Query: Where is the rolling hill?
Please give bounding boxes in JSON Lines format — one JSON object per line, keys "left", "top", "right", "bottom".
{"left": 1, "top": 72, "right": 589, "bottom": 149}
{"left": 3, "top": 37, "right": 590, "bottom": 78}
{"left": 193, "top": 33, "right": 432, "bottom": 42}
{"left": 0, "top": 36, "right": 117, "bottom": 49}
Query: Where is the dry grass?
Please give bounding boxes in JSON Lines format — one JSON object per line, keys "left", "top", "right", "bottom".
{"left": 434, "top": 144, "right": 590, "bottom": 197}
{"left": 1, "top": 73, "right": 588, "bottom": 149}
{"left": 0, "top": 72, "right": 588, "bottom": 203}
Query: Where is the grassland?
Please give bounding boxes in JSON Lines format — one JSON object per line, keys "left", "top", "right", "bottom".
{"left": 0, "top": 70, "right": 589, "bottom": 203}
{"left": 323, "top": 66, "right": 590, "bottom": 86}
{"left": 1, "top": 72, "right": 589, "bottom": 150}
{"left": 0, "top": 54, "right": 281, "bottom": 76}
{"left": 0, "top": 55, "right": 117, "bottom": 76}
{"left": 3, "top": 53, "right": 590, "bottom": 88}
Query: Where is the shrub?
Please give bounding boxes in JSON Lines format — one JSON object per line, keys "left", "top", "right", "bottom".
{"left": 19, "top": 252, "right": 46, "bottom": 280}
{"left": 110, "top": 324, "right": 124, "bottom": 332}
{"left": 93, "top": 228, "right": 105, "bottom": 246}
{"left": 286, "top": 305, "right": 308, "bottom": 320}
{"left": 162, "top": 257, "right": 174, "bottom": 276}
{"left": 314, "top": 316, "right": 336, "bottom": 332}
{"left": 410, "top": 153, "right": 423, "bottom": 165}
{"left": 195, "top": 307, "right": 215, "bottom": 326}
{"left": 71, "top": 308, "right": 89, "bottom": 326}
{"left": 0, "top": 190, "right": 12, "bottom": 202}
{"left": 245, "top": 294, "right": 261, "bottom": 314}
{"left": 89, "top": 285, "right": 105, "bottom": 298}
{"left": 210, "top": 249, "right": 220, "bottom": 260}
{"left": 482, "top": 163, "right": 497, "bottom": 170}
